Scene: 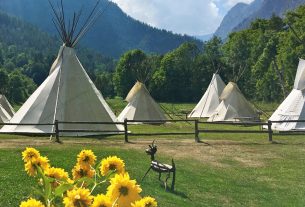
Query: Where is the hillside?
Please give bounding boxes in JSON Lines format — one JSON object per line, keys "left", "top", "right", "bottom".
{"left": 214, "top": 0, "right": 305, "bottom": 39}
{"left": 0, "top": 11, "right": 116, "bottom": 103}
{"left": 0, "top": 0, "right": 199, "bottom": 58}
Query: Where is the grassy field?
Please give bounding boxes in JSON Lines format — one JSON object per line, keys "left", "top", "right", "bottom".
{"left": 2, "top": 100, "right": 305, "bottom": 206}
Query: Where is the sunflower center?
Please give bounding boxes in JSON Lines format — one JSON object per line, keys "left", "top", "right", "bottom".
{"left": 73, "top": 195, "right": 87, "bottom": 207}
{"left": 146, "top": 203, "right": 153, "bottom": 207}
{"left": 109, "top": 164, "right": 116, "bottom": 171}
{"left": 119, "top": 186, "right": 129, "bottom": 196}
{"left": 83, "top": 156, "right": 90, "bottom": 162}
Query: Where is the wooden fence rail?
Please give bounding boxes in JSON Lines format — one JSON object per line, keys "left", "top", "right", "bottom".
{"left": 2, "top": 119, "right": 305, "bottom": 143}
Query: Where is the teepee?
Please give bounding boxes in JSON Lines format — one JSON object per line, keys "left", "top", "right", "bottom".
{"left": 1, "top": 1, "right": 123, "bottom": 135}
{"left": 0, "top": 95, "right": 14, "bottom": 117}
{"left": 188, "top": 73, "right": 225, "bottom": 118}
{"left": 118, "top": 81, "right": 166, "bottom": 124}
{"left": 269, "top": 59, "right": 305, "bottom": 131}
{"left": 208, "top": 82, "right": 259, "bottom": 122}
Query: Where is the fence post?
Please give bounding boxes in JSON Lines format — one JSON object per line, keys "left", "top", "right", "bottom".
{"left": 195, "top": 120, "right": 200, "bottom": 143}
{"left": 267, "top": 120, "right": 273, "bottom": 142}
{"left": 124, "top": 118, "right": 128, "bottom": 143}
{"left": 54, "top": 120, "right": 61, "bottom": 143}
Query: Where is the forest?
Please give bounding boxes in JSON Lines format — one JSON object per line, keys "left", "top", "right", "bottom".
{"left": 113, "top": 4, "right": 305, "bottom": 103}
{"left": 1, "top": 5, "right": 305, "bottom": 104}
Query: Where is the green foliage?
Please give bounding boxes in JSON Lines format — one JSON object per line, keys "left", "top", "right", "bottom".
{"left": 113, "top": 49, "right": 147, "bottom": 98}
{"left": 113, "top": 7, "right": 305, "bottom": 103}
{"left": 0, "top": 0, "right": 200, "bottom": 58}
{"left": 151, "top": 42, "right": 200, "bottom": 102}
{"left": 0, "top": 11, "right": 117, "bottom": 103}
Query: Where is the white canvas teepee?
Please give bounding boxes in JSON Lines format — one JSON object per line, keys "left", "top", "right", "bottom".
{"left": 269, "top": 59, "right": 305, "bottom": 131}
{"left": 208, "top": 82, "right": 259, "bottom": 122}
{"left": 188, "top": 74, "right": 225, "bottom": 118}
{"left": 118, "top": 81, "right": 166, "bottom": 124}
{"left": 0, "top": 105, "right": 11, "bottom": 124}
{"left": 0, "top": 95, "right": 15, "bottom": 117}
{"left": 1, "top": 2, "right": 123, "bottom": 135}
{"left": 1, "top": 46, "right": 123, "bottom": 135}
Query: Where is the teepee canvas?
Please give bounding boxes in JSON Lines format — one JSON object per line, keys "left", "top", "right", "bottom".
{"left": 0, "top": 105, "right": 11, "bottom": 124}
{"left": 269, "top": 59, "right": 305, "bottom": 131}
{"left": 118, "top": 81, "right": 166, "bottom": 124}
{"left": 208, "top": 82, "right": 259, "bottom": 122}
{"left": 0, "top": 95, "right": 15, "bottom": 117}
{"left": 188, "top": 74, "right": 225, "bottom": 118}
{"left": 1, "top": 2, "right": 123, "bottom": 135}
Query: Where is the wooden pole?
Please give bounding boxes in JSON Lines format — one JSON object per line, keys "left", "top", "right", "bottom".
{"left": 195, "top": 120, "right": 199, "bottom": 143}
{"left": 268, "top": 120, "right": 273, "bottom": 142}
{"left": 55, "top": 120, "right": 61, "bottom": 143}
{"left": 124, "top": 118, "right": 128, "bottom": 143}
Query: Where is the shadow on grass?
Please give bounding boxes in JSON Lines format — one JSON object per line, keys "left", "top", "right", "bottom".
{"left": 162, "top": 185, "right": 190, "bottom": 200}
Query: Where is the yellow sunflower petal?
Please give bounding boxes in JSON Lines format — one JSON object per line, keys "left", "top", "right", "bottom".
{"left": 100, "top": 156, "right": 125, "bottom": 176}
{"left": 107, "top": 173, "right": 142, "bottom": 207}
{"left": 63, "top": 188, "right": 93, "bottom": 207}
{"left": 20, "top": 198, "right": 45, "bottom": 207}
{"left": 131, "top": 196, "right": 158, "bottom": 207}
{"left": 77, "top": 150, "right": 96, "bottom": 167}
{"left": 91, "top": 194, "right": 112, "bottom": 207}
{"left": 22, "top": 148, "right": 40, "bottom": 163}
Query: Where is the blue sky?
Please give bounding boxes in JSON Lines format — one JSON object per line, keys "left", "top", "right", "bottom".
{"left": 111, "top": 0, "right": 254, "bottom": 36}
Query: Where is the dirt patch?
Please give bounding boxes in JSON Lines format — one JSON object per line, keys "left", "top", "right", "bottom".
{"left": 0, "top": 137, "right": 272, "bottom": 168}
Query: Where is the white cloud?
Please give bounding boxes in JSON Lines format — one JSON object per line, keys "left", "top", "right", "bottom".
{"left": 111, "top": 0, "right": 254, "bottom": 35}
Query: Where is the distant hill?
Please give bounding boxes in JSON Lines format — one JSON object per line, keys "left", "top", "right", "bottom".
{"left": 0, "top": 0, "right": 200, "bottom": 58}
{"left": 0, "top": 10, "right": 115, "bottom": 82}
{"left": 214, "top": 0, "right": 305, "bottom": 39}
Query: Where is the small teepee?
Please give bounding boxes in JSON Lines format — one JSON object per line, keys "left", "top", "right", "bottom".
{"left": 188, "top": 73, "right": 225, "bottom": 118}
{"left": 208, "top": 82, "right": 259, "bottom": 122}
{"left": 118, "top": 81, "right": 166, "bottom": 124}
{"left": 1, "top": 1, "right": 123, "bottom": 135}
{"left": 269, "top": 59, "right": 305, "bottom": 131}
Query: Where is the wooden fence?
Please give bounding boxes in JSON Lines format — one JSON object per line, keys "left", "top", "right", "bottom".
{"left": 1, "top": 119, "right": 305, "bottom": 143}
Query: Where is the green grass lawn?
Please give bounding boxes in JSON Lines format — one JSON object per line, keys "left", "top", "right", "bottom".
{"left": 2, "top": 100, "right": 305, "bottom": 206}
{"left": 1, "top": 136, "right": 305, "bottom": 207}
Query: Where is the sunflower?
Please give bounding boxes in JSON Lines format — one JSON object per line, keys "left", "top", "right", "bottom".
{"left": 63, "top": 187, "right": 93, "bottom": 207}
{"left": 91, "top": 194, "right": 112, "bottom": 207}
{"left": 107, "top": 173, "right": 142, "bottom": 207}
{"left": 77, "top": 150, "right": 96, "bottom": 167}
{"left": 45, "top": 167, "right": 69, "bottom": 188}
{"left": 25, "top": 156, "right": 50, "bottom": 176}
{"left": 22, "top": 147, "right": 40, "bottom": 162}
{"left": 72, "top": 164, "right": 95, "bottom": 180}
{"left": 131, "top": 197, "right": 157, "bottom": 207}
{"left": 20, "top": 198, "right": 45, "bottom": 207}
{"left": 100, "top": 156, "right": 125, "bottom": 176}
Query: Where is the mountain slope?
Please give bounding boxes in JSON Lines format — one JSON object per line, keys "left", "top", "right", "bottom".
{"left": 214, "top": 0, "right": 264, "bottom": 39}
{"left": 215, "top": 0, "right": 305, "bottom": 39}
{"left": 0, "top": 0, "right": 199, "bottom": 57}
{"left": 234, "top": 0, "right": 305, "bottom": 32}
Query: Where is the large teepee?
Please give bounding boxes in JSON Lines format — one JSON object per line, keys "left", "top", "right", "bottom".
{"left": 269, "top": 59, "right": 305, "bottom": 131}
{"left": 118, "top": 81, "right": 166, "bottom": 124}
{"left": 208, "top": 82, "right": 259, "bottom": 122}
{"left": 1, "top": 1, "right": 123, "bottom": 135}
{"left": 188, "top": 74, "right": 225, "bottom": 118}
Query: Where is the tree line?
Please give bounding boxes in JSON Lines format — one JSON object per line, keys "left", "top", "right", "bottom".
{"left": 110, "top": 5, "right": 305, "bottom": 103}
{"left": 0, "top": 11, "right": 115, "bottom": 104}
{"left": 2, "top": 5, "right": 305, "bottom": 104}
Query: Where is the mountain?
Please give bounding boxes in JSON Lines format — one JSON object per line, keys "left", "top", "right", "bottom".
{"left": 0, "top": 0, "right": 199, "bottom": 58}
{"left": 214, "top": 0, "right": 305, "bottom": 39}
{"left": 0, "top": 10, "right": 115, "bottom": 83}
